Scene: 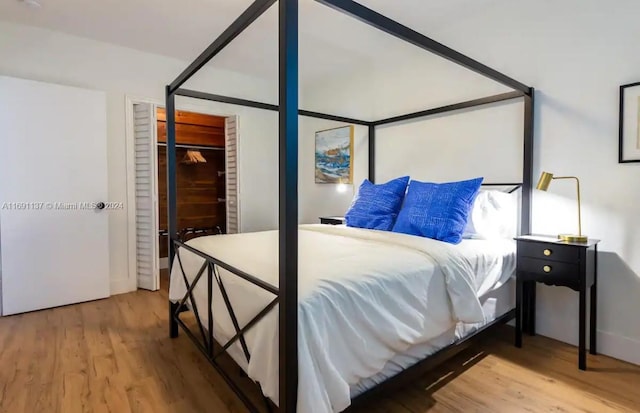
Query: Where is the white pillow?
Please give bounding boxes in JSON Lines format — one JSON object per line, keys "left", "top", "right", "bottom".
{"left": 463, "top": 190, "right": 518, "bottom": 240}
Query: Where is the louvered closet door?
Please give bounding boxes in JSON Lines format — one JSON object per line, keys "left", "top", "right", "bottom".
{"left": 134, "top": 103, "right": 159, "bottom": 290}
{"left": 225, "top": 116, "right": 240, "bottom": 233}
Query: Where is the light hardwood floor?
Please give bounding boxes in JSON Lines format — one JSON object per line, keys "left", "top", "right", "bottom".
{"left": 0, "top": 281, "right": 638, "bottom": 413}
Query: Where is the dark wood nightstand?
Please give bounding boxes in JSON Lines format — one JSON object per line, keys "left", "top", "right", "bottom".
{"left": 319, "top": 216, "right": 345, "bottom": 225}
{"left": 515, "top": 235, "right": 599, "bottom": 370}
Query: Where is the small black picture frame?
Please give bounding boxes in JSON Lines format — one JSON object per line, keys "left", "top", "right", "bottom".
{"left": 619, "top": 82, "right": 640, "bottom": 163}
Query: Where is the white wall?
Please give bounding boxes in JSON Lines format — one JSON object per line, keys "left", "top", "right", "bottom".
{"left": 298, "top": 118, "right": 368, "bottom": 223}
{"left": 374, "top": 101, "right": 523, "bottom": 184}
{"left": 307, "top": 0, "right": 640, "bottom": 365}
{"left": 0, "top": 21, "right": 281, "bottom": 294}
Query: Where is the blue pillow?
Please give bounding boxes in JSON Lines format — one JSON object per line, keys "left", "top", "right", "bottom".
{"left": 392, "top": 177, "right": 483, "bottom": 244}
{"left": 345, "top": 176, "right": 410, "bottom": 231}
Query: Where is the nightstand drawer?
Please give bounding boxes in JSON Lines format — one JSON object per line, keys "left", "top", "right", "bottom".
{"left": 517, "top": 241, "right": 579, "bottom": 263}
{"left": 517, "top": 256, "right": 579, "bottom": 285}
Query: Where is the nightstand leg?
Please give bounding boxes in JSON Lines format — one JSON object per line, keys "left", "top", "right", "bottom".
{"left": 579, "top": 285, "right": 587, "bottom": 370}
{"left": 515, "top": 279, "right": 523, "bottom": 348}
{"left": 528, "top": 281, "right": 536, "bottom": 336}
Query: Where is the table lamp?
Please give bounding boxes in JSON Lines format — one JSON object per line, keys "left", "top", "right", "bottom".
{"left": 536, "top": 171, "right": 588, "bottom": 243}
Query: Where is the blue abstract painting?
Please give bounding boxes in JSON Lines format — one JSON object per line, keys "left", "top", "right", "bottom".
{"left": 315, "top": 125, "right": 354, "bottom": 184}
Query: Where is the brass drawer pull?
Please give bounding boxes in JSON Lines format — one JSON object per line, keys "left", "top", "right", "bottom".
{"left": 543, "top": 265, "right": 552, "bottom": 273}
{"left": 543, "top": 249, "right": 552, "bottom": 256}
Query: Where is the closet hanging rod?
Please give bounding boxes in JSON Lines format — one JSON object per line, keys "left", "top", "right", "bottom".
{"left": 157, "top": 142, "right": 224, "bottom": 151}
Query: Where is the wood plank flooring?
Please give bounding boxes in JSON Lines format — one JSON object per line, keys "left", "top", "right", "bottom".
{"left": 0, "top": 281, "right": 638, "bottom": 413}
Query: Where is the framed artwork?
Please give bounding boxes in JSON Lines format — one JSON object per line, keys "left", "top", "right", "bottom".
{"left": 619, "top": 82, "right": 640, "bottom": 163}
{"left": 315, "top": 125, "right": 354, "bottom": 184}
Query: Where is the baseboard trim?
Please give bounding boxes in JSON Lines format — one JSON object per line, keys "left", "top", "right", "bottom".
{"left": 537, "top": 325, "right": 640, "bottom": 366}
{"left": 597, "top": 330, "right": 640, "bottom": 366}
{"left": 110, "top": 277, "right": 136, "bottom": 296}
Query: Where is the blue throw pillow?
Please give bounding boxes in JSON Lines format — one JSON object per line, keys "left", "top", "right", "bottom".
{"left": 393, "top": 177, "right": 484, "bottom": 244}
{"left": 345, "top": 176, "right": 410, "bottom": 231}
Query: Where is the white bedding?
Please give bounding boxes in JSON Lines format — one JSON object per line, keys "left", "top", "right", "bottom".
{"left": 351, "top": 277, "right": 515, "bottom": 396}
{"left": 169, "top": 224, "right": 515, "bottom": 413}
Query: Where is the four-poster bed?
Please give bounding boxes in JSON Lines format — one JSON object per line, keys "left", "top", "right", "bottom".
{"left": 165, "top": 0, "right": 535, "bottom": 412}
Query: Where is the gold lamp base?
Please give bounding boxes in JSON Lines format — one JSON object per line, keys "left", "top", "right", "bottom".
{"left": 558, "top": 234, "right": 588, "bottom": 243}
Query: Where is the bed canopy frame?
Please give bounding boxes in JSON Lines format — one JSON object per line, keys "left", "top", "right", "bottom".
{"left": 166, "top": 0, "right": 535, "bottom": 412}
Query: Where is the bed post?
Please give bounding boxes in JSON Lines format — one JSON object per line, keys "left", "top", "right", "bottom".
{"left": 166, "top": 86, "right": 179, "bottom": 338}
{"left": 520, "top": 89, "right": 535, "bottom": 334}
{"left": 279, "top": 0, "right": 299, "bottom": 411}
{"left": 521, "top": 88, "right": 534, "bottom": 235}
{"left": 368, "top": 124, "right": 375, "bottom": 183}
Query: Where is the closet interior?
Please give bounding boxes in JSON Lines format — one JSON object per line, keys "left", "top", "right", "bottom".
{"left": 156, "top": 108, "right": 227, "bottom": 260}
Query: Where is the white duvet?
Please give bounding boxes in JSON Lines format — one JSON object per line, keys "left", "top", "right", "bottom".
{"left": 169, "top": 224, "right": 506, "bottom": 413}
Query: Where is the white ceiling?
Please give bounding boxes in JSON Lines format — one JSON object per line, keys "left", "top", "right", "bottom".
{"left": 0, "top": 0, "right": 508, "bottom": 86}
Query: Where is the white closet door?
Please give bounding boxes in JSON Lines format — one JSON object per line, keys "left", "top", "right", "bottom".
{"left": 225, "top": 116, "right": 240, "bottom": 233}
{"left": 133, "top": 103, "right": 159, "bottom": 291}
{"left": 0, "top": 76, "right": 110, "bottom": 315}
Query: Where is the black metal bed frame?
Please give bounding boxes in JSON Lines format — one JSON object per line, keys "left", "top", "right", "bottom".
{"left": 166, "top": 1, "right": 535, "bottom": 412}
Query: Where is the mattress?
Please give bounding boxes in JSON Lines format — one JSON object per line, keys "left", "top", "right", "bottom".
{"left": 169, "top": 224, "right": 515, "bottom": 413}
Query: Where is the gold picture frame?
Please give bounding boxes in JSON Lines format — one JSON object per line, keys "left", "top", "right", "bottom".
{"left": 315, "top": 125, "right": 354, "bottom": 184}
